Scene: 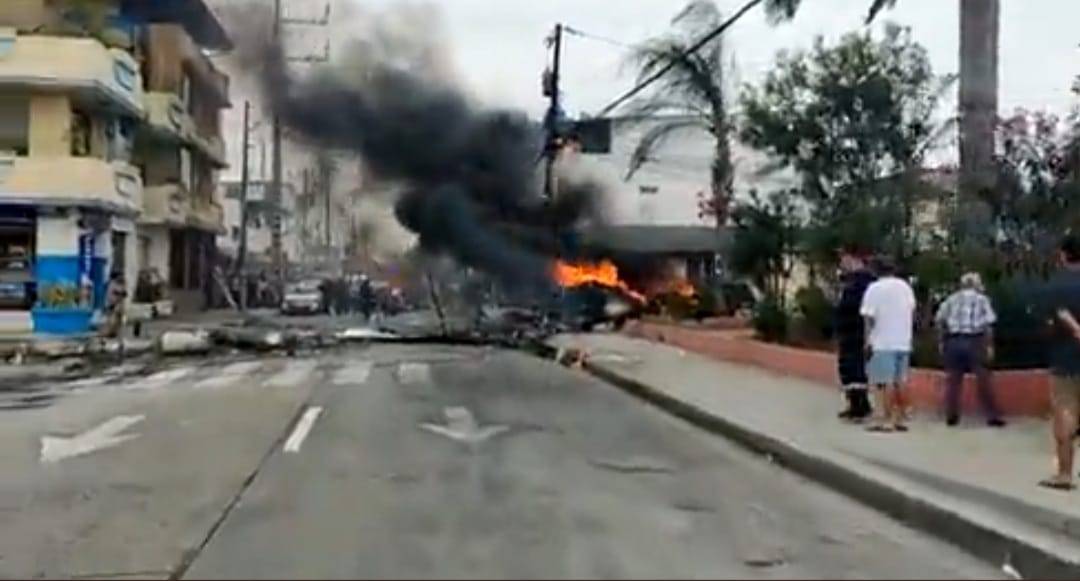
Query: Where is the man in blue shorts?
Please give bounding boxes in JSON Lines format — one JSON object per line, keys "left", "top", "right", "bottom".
{"left": 860, "top": 257, "right": 916, "bottom": 432}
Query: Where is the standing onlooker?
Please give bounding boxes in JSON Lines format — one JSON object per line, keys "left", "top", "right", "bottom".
{"left": 835, "top": 249, "right": 876, "bottom": 421}
{"left": 1038, "top": 234, "right": 1080, "bottom": 491}
{"left": 935, "top": 272, "right": 1006, "bottom": 427}
{"left": 103, "top": 271, "right": 127, "bottom": 339}
{"left": 860, "top": 257, "right": 917, "bottom": 432}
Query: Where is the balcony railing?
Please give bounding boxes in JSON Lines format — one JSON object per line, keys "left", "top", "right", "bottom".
{"left": 188, "top": 199, "right": 224, "bottom": 234}
{"left": 0, "top": 31, "right": 143, "bottom": 116}
{"left": 0, "top": 156, "right": 142, "bottom": 215}
{"left": 144, "top": 91, "right": 228, "bottom": 168}
{"left": 140, "top": 183, "right": 189, "bottom": 227}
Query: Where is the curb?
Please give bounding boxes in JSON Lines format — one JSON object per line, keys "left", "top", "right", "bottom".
{"left": 537, "top": 343, "right": 1080, "bottom": 580}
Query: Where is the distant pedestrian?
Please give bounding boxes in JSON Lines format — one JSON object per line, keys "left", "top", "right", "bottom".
{"left": 860, "top": 257, "right": 916, "bottom": 433}
{"left": 935, "top": 273, "right": 1005, "bottom": 428}
{"left": 1038, "top": 234, "right": 1080, "bottom": 491}
{"left": 103, "top": 271, "right": 127, "bottom": 339}
{"left": 359, "top": 276, "right": 375, "bottom": 320}
{"left": 835, "top": 249, "right": 876, "bottom": 422}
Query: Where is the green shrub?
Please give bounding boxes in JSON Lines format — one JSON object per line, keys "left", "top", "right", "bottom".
{"left": 987, "top": 279, "right": 1049, "bottom": 370}
{"left": 792, "top": 285, "right": 833, "bottom": 343}
{"left": 753, "top": 295, "right": 790, "bottom": 343}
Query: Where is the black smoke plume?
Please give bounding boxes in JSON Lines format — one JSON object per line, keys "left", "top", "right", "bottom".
{"left": 254, "top": 41, "right": 603, "bottom": 291}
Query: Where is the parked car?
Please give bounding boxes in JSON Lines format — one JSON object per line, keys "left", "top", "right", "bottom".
{"left": 281, "top": 280, "right": 325, "bottom": 315}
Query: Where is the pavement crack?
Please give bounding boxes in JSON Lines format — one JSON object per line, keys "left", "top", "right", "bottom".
{"left": 166, "top": 401, "right": 314, "bottom": 580}
{"left": 588, "top": 456, "right": 677, "bottom": 475}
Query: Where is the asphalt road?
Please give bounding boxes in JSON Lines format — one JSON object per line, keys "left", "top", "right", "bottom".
{"left": 0, "top": 343, "right": 999, "bottom": 579}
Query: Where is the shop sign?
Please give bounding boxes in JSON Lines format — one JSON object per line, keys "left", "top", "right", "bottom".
{"left": 78, "top": 233, "right": 94, "bottom": 278}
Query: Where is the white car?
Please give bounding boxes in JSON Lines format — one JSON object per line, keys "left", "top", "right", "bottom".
{"left": 281, "top": 280, "right": 325, "bottom": 315}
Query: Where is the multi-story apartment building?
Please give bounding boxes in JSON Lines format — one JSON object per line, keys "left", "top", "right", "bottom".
{"left": 134, "top": 4, "right": 230, "bottom": 312}
{"left": 0, "top": 0, "right": 230, "bottom": 335}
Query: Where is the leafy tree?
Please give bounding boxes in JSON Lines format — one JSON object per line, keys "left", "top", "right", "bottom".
{"left": 739, "top": 25, "right": 954, "bottom": 267}
{"left": 624, "top": 1, "right": 735, "bottom": 225}
{"left": 728, "top": 189, "right": 802, "bottom": 302}
{"left": 763, "top": 0, "right": 1000, "bottom": 249}
{"left": 977, "top": 109, "right": 1080, "bottom": 276}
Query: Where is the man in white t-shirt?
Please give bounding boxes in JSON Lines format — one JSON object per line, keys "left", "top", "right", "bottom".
{"left": 860, "top": 257, "right": 916, "bottom": 432}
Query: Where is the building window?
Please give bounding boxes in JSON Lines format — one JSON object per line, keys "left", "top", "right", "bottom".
{"left": 0, "top": 97, "right": 29, "bottom": 157}
{"left": 71, "top": 111, "right": 92, "bottom": 157}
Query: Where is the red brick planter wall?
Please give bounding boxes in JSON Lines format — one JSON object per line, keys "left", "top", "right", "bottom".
{"left": 624, "top": 320, "right": 1051, "bottom": 417}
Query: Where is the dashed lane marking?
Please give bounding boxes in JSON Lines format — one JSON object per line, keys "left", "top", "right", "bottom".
{"left": 283, "top": 406, "right": 323, "bottom": 453}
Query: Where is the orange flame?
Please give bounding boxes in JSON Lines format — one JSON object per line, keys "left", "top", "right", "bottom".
{"left": 552, "top": 260, "right": 646, "bottom": 303}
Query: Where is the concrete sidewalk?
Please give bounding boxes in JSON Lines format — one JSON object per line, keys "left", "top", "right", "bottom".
{"left": 547, "top": 333, "right": 1080, "bottom": 580}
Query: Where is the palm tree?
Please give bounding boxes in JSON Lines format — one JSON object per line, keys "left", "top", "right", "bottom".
{"left": 625, "top": 1, "right": 735, "bottom": 226}
{"left": 625, "top": 0, "right": 905, "bottom": 226}
{"left": 762, "top": 0, "right": 897, "bottom": 24}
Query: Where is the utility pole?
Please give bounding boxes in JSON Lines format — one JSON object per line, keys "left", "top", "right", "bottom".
{"left": 542, "top": 23, "right": 564, "bottom": 202}
{"left": 270, "top": 0, "right": 285, "bottom": 286}
{"left": 236, "top": 100, "right": 251, "bottom": 311}
{"left": 322, "top": 159, "right": 332, "bottom": 251}
{"left": 269, "top": 0, "right": 331, "bottom": 285}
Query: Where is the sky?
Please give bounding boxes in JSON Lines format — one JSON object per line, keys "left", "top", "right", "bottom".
{"left": 216, "top": 0, "right": 1080, "bottom": 225}
{"left": 303, "top": 0, "right": 1079, "bottom": 119}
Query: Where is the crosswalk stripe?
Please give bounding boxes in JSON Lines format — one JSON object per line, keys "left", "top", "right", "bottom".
{"left": 128, "top": 367, "right": 196, "bottom": 391}
{"left": 396, "top": 362, "right": 431, "bottom": 384}
{"left": 264, "top": 360, "right": 318, "bottom": 388}
{"left": 332, "top": 361, "right": 373, "bottom": 385}
{"left": 194, "top": 361, "right": 264, "bottom": 389}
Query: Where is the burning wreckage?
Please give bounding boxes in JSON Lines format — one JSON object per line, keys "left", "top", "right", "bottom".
{"left": 249, "top": 38, "right": 706, "bottom": 341}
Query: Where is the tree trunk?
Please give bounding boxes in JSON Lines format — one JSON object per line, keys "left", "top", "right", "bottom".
{"left": 958, "top": 0, "right": 1000, "bottom": 241}
{"left": 711, "top": 132, "right": 734, "bottom": 228}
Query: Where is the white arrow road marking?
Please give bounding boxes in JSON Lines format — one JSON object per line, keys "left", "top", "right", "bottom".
{"left": 41, "top": 415, "right": 145, "bottom": 464}
{"left": 194, "top": 361, "right": 263, "bottom": 390}
{"left": 420, "top": 406, "right": 508, "bottom": 444}
{"left": 283, "top": 406, "right": 323, "bottom": 453}
{"left": 397, "top": 362, "right": 430, "bottom": 384}
{"left": 265, "top": 360, "right": 317, "bottom": 388}
{"left": 332, "top": 361, "right": 373, "bottom": 386}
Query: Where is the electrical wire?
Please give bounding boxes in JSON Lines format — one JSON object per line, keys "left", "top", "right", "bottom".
{"left": 594, "top": 0, "right": 764, "bottom": 117}
{"left": 563, "top": 26, "right": 636, "bottom": 50}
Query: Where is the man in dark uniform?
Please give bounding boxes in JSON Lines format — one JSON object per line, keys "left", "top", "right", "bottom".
{"left": 835, "top": 248, "right": 876, "bottom": 421}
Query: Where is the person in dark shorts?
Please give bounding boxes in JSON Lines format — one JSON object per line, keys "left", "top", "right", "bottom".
{"left": 935, "top": 272, "right": 1005, "bottom": 427}
{"left": 1038, "top": 233, "right": 1080, "bottom": 491}
{"left": 835, "top": 249, "right": 876, "bottom": 421}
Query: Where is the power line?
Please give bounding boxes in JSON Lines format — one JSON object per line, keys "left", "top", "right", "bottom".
{"left": 595, "top": 0, "right": 764, "bottom": 118}
{"left": 563, "top": 26, "right": 635, "bottom": 50}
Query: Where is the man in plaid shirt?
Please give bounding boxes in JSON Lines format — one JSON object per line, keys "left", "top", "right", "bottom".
{"left": 935, "top": 272, "right": 1005, "bottom": 427}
